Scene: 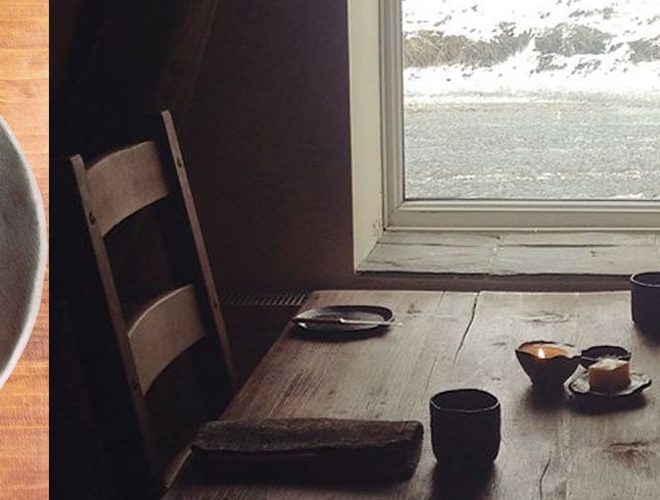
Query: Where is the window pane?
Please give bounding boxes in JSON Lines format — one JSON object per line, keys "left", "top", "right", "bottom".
{"left": 402, "top": 0, "right": 660, "bottom": 200}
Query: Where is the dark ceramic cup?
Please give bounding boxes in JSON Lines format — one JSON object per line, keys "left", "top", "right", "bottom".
{"left": 430, "top": 389, "right": 500, "bottom": 472}
{"left": 631, "top": 272, "right": 660, "bottom": 336}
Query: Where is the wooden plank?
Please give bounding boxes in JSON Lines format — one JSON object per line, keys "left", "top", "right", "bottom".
{"left": 167, "top": 290, "right": 479, "bottom": 498}
{"left": 86, "top": 141, "right": 169, "bottom": 236}
{"left": 566, "top": 292, "right": 660, "bottom": 500}
{"left": 0, "top": 49, "right": 48, "bottom": 79}
{"left": 166, "top": 290, "right": 659, "bottom": 499}
{"left": 0, "top": 21, "right": 48, "bottom": 49}
{"left": 0, "top": 1, "right": 48, "bottom": 497}
{"left": 439, "top": 292, "right": 582, "bottom": 499}
{"left": 0, "top": 1, "right": 47, "bottom": 19}
{"left": 0, "top": 103, "right": 48, "bottom": 135}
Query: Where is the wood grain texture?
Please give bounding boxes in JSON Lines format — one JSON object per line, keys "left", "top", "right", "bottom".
{"left": 167, "top": 290, "right": 660, "bottom": 499}
{"left": 0, "top": 1, "right": 48, "bottom": 498}
{"left": 360, "top": 231, "right": 660, "bottom": 278}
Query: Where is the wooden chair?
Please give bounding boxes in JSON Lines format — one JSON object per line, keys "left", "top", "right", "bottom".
{"left": 68, "top": 110, "right": 238, "bottom": 496}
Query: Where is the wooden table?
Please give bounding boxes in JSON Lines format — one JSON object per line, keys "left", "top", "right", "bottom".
{"left": 167, "top": 290, "right": 660, "bottom": 499}
{"left": 0, "top": 1, "right": 49, "bottom": 498}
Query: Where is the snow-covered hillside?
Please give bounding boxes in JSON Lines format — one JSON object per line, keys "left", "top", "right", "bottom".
{"left": 403, "top": 0, "right": 660, "bottom": 102}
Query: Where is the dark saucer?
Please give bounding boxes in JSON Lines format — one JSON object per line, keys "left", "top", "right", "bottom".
{"left": 568, "top": 372, "right": 651, "bottom": 401}
{"left": 580, "top": 345, "right": 631, "bottom": 368}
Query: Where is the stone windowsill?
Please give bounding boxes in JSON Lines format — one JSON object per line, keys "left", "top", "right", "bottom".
{"left": 357, "top": 231, "right": 660, "bottom": 288}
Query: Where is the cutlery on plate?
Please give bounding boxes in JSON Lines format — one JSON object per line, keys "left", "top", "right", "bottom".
{"left": 291, "top": 316, "right": 401, "bottom": 327}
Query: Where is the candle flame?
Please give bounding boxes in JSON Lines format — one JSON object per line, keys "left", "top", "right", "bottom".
{"left": 538, "top": 348, "right": 546, "bottom": 359}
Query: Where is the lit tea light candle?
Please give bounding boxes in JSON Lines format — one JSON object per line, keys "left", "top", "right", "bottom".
{"left": 520, "top": 343, "right": 569, "bottom": 360}
{"left": 515, "top": 341, "right": 580, "bottom": 388}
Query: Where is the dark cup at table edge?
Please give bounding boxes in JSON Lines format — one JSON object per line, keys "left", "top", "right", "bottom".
{"left": 430, "top": 389, "right": 500, "bottom": 413}
{"left": 429, "top": 389, "right": 501, "bottom": 472}
{"left": 630, "top": 272, "right": 660, "bottom": 336}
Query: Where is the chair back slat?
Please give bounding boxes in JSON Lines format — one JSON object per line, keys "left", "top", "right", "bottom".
{"left": 128, "top": 285, "right": 206, "bottom": 394}
{"left": 86, "top": 141, "right": 169, "bottom": 236}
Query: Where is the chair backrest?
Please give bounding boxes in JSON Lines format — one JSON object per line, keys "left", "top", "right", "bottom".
{"left": 69, "top": 110, "right": 237, "bottom": 494}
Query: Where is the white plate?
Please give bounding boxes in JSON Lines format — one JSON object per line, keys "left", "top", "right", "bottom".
{"left": 0, "top": 115, "right": 47, "bottom": 390}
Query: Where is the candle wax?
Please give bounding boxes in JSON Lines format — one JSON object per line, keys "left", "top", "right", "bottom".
{"left": 521, "top": 344, "right": 568, "bottom": 359}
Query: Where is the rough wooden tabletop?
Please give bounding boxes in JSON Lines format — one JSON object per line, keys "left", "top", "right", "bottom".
{"left": 0, "top": 1, "right": 48, "bottom": 498}
{"left": 167, "top": 290, "right": 660, "bottom": 499}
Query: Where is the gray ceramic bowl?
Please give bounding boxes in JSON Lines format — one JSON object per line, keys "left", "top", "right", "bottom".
{"left": 0, "top": 115, "right": 47, "bottom": 390}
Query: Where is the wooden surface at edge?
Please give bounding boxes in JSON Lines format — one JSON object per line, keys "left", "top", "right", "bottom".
{"left": 0, "top": 1, "right": 49, "bottom": 498}
{"left": 166, "top": 289, "right": 660, "bottom": 499}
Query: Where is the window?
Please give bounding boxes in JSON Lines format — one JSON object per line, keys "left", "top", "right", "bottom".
{"left": 370, "top": 0, "right": 660, "bottom": 231}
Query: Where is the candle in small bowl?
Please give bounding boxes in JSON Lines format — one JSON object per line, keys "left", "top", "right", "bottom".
{"left": 515, "top": 341, "right": 580, "bottom": 388}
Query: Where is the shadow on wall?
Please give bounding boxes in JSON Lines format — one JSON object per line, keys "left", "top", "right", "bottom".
{"left": 181, "top": 0, "right": 354, "bottom": 292}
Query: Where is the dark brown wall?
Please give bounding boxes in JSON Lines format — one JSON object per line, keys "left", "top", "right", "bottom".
{"left": 50, "top": 0, "right": 83, "bottom": 95}
{"left": 52, "top": 1, "right": 374, "bottom": 294}
{"left": 182, "top": 1, "right": 355, "bottom": 292}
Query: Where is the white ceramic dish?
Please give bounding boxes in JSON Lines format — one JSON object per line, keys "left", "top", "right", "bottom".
{"left": 0, "top": 115, "right": 47, "bottom": 390}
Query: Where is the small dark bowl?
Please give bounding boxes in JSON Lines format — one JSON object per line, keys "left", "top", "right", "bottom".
{"left": 631, "top": 272, "right": 660, "bottom": 336}
{"left": 580, "top": 345, "right": 631, "bottom": 368}
{"left": 515, "top": 341, "right": 580, "bottom": 388}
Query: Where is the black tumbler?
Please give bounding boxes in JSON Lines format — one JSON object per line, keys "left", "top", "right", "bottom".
{"left": 430, "top": 389, "right": 501, "bottom": 473}
{"left": 631, "top": 272, "right": 660, "bottom": 336}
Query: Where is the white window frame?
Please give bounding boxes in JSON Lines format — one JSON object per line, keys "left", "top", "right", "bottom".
{"left": 373, "top": 0, "right": 660, "bottom": 233}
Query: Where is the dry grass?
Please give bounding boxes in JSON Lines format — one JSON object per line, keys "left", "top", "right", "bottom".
{"left": 629, "top": 35, "right": 660, "bottom": 63}
{"left": 404, "top": 27, "right": 531, "bottom": 69}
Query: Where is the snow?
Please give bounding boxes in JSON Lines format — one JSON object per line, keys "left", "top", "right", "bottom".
{"left": 402, "top": 0, "right": 660, "bottom": 103}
